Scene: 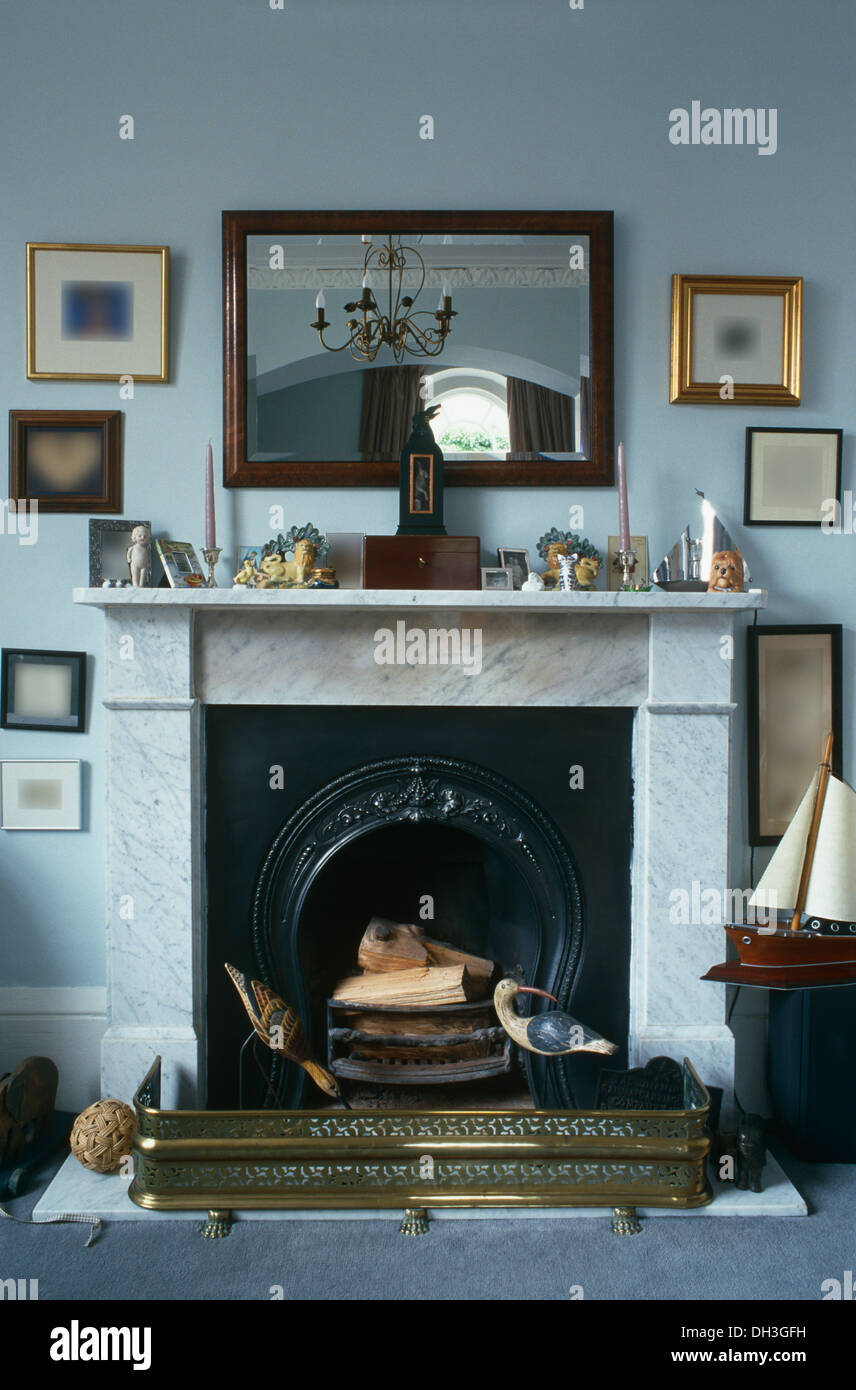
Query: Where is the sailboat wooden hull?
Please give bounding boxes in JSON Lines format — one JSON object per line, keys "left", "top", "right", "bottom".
{"left": 701, "top": 923, "right": 856, "bottom": 989}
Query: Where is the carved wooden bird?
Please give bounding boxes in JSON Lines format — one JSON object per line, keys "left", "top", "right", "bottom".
{"left": 225, "top": 964, "right": 350, "bottom": 1107}
{"left": 493, "top": 977, "right": 618, "bottom": 1057}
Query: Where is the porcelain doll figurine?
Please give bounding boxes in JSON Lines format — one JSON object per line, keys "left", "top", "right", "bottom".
{"left": 126, "top": 524, "right": 151, "bottom": 587}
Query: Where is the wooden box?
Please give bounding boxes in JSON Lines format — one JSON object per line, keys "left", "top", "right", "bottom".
{"left": 363, "top": 535, "right": 480, "bottom": 591}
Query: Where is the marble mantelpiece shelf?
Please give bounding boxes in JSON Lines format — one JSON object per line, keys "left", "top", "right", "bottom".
{"left": 73, "top": 587, "right": 767, "bottom": 613}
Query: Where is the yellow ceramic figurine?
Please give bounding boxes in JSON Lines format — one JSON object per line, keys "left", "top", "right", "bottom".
{"left": 541, "top": 541, "right": 569, "bottom": 589}
{"left": 572, "top": 555, "right": 599, "bottom": 589}
{"left": 233, "top": 554, "right": 260, "bottom": 586}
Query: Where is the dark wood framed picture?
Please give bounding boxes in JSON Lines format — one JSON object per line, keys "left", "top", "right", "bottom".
{"left": 9, "top": 410, "right": 121, "bottom": 513}
{"left": 744, "top": 428, "right": 843, "bottom": 526}
{"left": 222, "top": 209, "right": 614, "bottom": 489}
{"left": 1, "top": 649, "right": 87, "bottom": 733}
{"left": 748, "top": 624, "right": 843, "bottom": 845}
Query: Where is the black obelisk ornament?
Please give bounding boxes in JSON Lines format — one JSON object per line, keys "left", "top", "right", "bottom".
{"left": 397, "top": 404, "right": 446, "bottom": 536}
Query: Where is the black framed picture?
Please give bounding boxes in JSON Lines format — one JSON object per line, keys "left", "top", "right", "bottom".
{"left": 1, "top": 649, "right": 87, "bottom": 733}
{"left": 744, "top": 428, "right": 843, "bottom": 526}
{"left": 748, "top": 625, "right": 842, "bottom": 845}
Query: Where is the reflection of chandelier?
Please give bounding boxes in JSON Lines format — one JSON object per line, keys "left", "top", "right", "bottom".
{"left": 310, "top": 234, "right": 456, "bottom": 362}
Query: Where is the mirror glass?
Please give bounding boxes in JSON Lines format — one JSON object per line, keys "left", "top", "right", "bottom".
{"left": 245, "top": 231, "right": 591, "bottom": 466}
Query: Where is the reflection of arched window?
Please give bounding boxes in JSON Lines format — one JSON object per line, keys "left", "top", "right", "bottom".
{"left": 427, "top": 368, "right": 509, "bottom": 456}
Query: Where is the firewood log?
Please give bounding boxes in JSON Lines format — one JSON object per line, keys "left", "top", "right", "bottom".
{"left": 357, "top": 917, "right": 495, "bottom": 987}
{"left": 332, "top": 964, "right": 477, "bottom": 1007}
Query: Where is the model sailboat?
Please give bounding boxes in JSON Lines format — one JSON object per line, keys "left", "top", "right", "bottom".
{"left": 704, "top": 733, "right": 856, "bottom": 988}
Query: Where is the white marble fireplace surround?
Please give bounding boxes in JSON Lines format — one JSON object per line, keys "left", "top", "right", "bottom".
{"left": 74, "top": 585, "right": 767, "bottom": 1117}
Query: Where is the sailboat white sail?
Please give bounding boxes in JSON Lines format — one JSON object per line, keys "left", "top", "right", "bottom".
{"left": 749, "top": 770, "right": 856, "bottom": 923}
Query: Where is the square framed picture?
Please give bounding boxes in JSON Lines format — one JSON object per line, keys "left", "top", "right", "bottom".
{"left": 89, "top": 518, "right": 151, "bottom": 586}
{"left": 748, "top": 625, "right": 842, "bottom": 845}
{"left": 744, "top": 428, "right": 842, "bottom": 526}
{"left": 27, "top": 243, "right": 169, "bottom": 382}
{"left": 481, "top": 567, "right": 513, "bottom": 591}
{"left": 606, "top": 535, "right": 649, "bottom": 590}
{"left": 1, "top": 760, "right": 82, "bottom": 830}
{"left": 9, "top": 410, "right": 121, "bottom": 513}
{"left": 670, "top": 274, "right": 802, "bottom": 405}
{"left": 155, "top": 539, "right": 206, "bottom": 588}
{"left": 1, "top": 650, "right": 86, "bottom": 733}
{"left": 497, "top": 547, "right": 530, "bottom": 590}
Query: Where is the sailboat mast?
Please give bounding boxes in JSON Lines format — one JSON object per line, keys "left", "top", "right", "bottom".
{"left": 789, "top": 732, "right": 835, "bottom": 932}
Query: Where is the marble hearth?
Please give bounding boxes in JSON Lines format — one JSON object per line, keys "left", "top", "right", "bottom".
{"left": 73, "top": 585, "right": 767, "bottom": 1115}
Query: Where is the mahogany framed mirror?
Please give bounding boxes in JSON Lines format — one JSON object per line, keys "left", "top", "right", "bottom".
{"left": 223, "top": 210, "right": 614, "bottom": 488}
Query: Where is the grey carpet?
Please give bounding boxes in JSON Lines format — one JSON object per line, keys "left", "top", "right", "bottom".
{"left": 1, "top": 1148, "right": 852, "bottom": 1301}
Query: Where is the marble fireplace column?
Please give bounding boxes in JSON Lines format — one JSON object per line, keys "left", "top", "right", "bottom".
{"left": 630, "top": 612, "right": 737, "bottom": 1104}
{"left": 101, "top": 608, "right": 204, "bottom": 1108}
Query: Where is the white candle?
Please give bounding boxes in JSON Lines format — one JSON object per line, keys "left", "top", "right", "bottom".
{"left": 315, "top": 289, "right": 325, "bottom": 309}
{"left": 204, "top": 440, "right": 215, "bottom": 550}
{"left": 617, "top": 441, "right": 630, "bottom": 551}
{"left": 442, "top": 279, "right": 451, "bottom": 299}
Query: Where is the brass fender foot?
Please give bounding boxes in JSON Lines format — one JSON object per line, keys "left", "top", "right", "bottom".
{"left": 611, "top": 1205, "right": 642, "bottom": 1236}
{"left": 200, "top": 1209, "right": 232, "bottom": 1238}
{"left": 399, "top": 1207, "right": 429, "bottom": 1236}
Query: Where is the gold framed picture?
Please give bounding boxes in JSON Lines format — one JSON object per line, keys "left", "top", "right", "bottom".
{"left": 27, "top": 243, "right": 169, "bottom": 382}
{"left": 670, "top": 274, "right": 801, "bottom": 405}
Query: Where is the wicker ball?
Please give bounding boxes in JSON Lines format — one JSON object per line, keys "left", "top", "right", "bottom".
{"left": 70, "top": 1099, "right": 136, "bottom": 1173}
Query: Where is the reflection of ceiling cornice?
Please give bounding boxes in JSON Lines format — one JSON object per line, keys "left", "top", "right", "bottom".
{"left": 247, "top": 239, "right": 587, "bottom": 270}
{"left": 248, "top": 266, "right": 588, "bottom": 290}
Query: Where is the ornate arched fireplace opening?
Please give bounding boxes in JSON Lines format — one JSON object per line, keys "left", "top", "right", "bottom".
{"left": 251, "top": 755, "right": 589, "bottom": 1109}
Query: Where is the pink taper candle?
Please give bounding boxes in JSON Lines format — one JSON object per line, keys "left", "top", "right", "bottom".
{"left": 617, "top": 441, "right": 630, "bottom": 551}
{"left": 204, "top": 439, "right": 216, "bottom": 550}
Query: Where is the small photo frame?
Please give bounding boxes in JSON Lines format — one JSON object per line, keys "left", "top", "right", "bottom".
{"left": 670, "top": 274, "right": 802, "bottom": 405}
{"left": 497, "top": 547, "right": 531, "bottom": 590}
{"left": 1, "top": 760, "right": 82, "bottom": 831}
{"left": 744, "top": 428, "right": 843, "bottom": 526}
{"left": 481, "top": 567, "right": 513, "bottom": 591}
{"left": 89, "top": 518, "right": 151, "bottom": 586}
{"left": 9, "top": 410, "right": 121, "bottom": 513}
{"left": 748, "top": 625, "right": 843, "bottom": 845}
{"left": 606, "top": 535, "right": 650, "bottom": 590}
{"left": 27, "top": 243, "right": 169, "bottom": 382}
{"left": 1, "top": 650, "right": 86, "bottom": 733}
{"left": 156, "top": 539, "right": 206, "bottom": 588}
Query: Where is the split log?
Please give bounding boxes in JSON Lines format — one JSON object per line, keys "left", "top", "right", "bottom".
{"left": 332, "top": 964, "right": 477, "bottom": 1007}
{"left": 340, "top": 1007, "right": 494, "bottom": 1037}
{"left": 357, "top": 917, "right": 495, "bottom": 988}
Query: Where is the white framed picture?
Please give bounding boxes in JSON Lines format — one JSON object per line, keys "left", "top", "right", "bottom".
{"left": 1, "top": 760, "right": 82, "bottom": 830}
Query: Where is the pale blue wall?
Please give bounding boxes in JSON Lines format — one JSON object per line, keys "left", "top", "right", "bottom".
{"left": 1, "top": 0, "right": 854, "bottom": 986}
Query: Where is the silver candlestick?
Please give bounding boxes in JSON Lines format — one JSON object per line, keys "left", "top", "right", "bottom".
{"left": 202, "top": 546, "right": 222, "bottom": 588}
{"left": 617, "top": 546, "right": 638, "bottom": 589}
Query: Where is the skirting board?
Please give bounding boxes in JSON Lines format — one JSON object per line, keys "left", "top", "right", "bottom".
{"left": 35, "top": 1153, "right": 807, "bottom": 1222}
{"left": 0, "top": 987, "right": 105, "bottom": 1113}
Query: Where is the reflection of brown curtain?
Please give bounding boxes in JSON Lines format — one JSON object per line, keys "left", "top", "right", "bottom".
{"left": 579, "top": 375, "right": 590, "bottom": 457}
{"left": 506, "top": 377, "right": 574, "bottom": 456}
{"left": 359, "top": 365, "right": 422, "bottom": 461}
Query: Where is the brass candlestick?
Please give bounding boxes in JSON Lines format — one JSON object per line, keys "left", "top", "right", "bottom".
{"left": 617, "top": 546, "right": 638, "bottom": 589}
{"left": 202, "top": 546, "right": 222, "bottom": 588}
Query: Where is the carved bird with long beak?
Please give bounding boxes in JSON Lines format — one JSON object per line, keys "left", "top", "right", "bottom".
{"left": 225, "top": 963, "right": 350, "bottom": 1108}
{"left": 493, "top": 977, "right": 618, "bottom": 1057}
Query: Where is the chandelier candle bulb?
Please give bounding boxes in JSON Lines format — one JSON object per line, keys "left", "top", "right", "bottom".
{"left": 315, "top": 289, "right": 325, "bottom": 309}
{"left": 204, "top": 439, "right": 215, "bottom": 551}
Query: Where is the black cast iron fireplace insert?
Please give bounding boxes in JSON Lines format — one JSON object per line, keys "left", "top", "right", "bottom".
{"left": 205, "top": 706, "right": 633, "bottom": 1110}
